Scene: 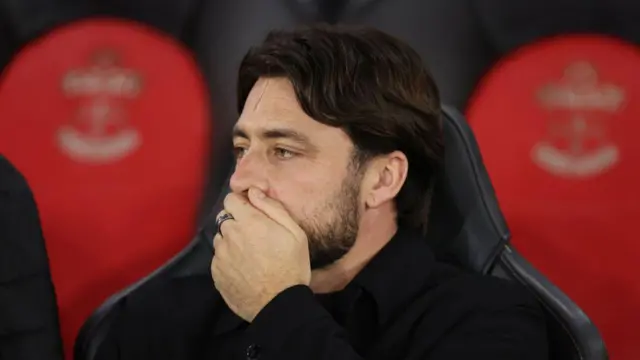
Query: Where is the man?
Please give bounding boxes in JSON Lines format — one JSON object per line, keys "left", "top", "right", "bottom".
{"left": 95, "top": 24, "right": 548, "bottom": 360}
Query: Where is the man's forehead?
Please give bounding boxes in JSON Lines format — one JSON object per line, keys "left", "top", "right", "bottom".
{"left": 238, "top": 78, "right": 318, "bottom": 132}
{"left": 236, "top": 78, "right": 353, "bottom": 150}
{"left": 244, "top": 77, "right": 299, "bottom": 113}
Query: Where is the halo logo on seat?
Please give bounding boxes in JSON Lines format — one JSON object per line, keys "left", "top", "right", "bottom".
{"left": 532, "top": 61, "right": 623, "bottom": 178}
{"left": 57, "top": 49, "right": 142, "bottom": 163}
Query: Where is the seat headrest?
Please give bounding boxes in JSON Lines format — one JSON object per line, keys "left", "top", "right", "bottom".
{"left": 466, "top": 35, "right": 640, "bottom": 359}
{"left": 427, "top": 106, "right": 509, "bottom": 272}
{"left": 201, "top": 106, "right": 509, "bottom": 273}
{"left": 0, "top": 18, "right": 211, "bottom": 357}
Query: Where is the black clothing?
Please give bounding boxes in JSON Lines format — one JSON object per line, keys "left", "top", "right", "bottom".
{"left": 0, "top": 156, "right": 64, "bottom": 360}
{"left": 95, "top": 227, "right": 548, "bottom": 360}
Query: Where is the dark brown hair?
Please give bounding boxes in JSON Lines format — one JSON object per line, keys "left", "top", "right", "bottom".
{"left": 237, "top": 24, "right": 443, "bottom": 234}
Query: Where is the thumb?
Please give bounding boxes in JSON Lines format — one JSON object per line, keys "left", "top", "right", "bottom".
{"left": 247, "top": 187, "right": 305, "bottom": 240}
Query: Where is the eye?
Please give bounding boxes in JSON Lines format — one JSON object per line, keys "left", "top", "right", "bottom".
{"left": 233, "top": 146, "right": 247, "bottom": 160}
{"left": 274, "top": 147, "right": 296, "bottom": 160}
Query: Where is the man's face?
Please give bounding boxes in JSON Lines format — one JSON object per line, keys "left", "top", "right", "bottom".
{"left": 230, "top": 77, "right": 363, "bottom": 269}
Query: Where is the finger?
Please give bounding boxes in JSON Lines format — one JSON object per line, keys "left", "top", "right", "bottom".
{"left": 218, "top": 217, "right": 235, "bottom": 238}
{"left": 247, "top": 187, "right": 306, "bottom": 240}
{"left": 215, "top": 209, "right": 227, "bottom": 219}
{"left": 210, "top": 257, "right": 221, "bottom": 283}
{"left": 223, "top": 192, "right": 261, "bottom": 222}
{"left": 213, "top": 232, "right": 235, "bottom": 259}
{"left": 212, "top": 233, "right": 223, "bottom": 253}
{"left": 215, "top": 209, "right": 236, "bottom": 238}
{"left": 211, "top": 251, "right": 228, "bottom": 277}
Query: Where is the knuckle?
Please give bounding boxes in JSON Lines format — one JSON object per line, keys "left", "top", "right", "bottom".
{"left": 223, "top": 194, "right": 235, "bottom": 209}
{"left": 211, "top": 257, "right": 225, "bottom": 276}
{"left": 247, "top": 217, "right": 267, "bottom": 232}
{"left": 246, "top": 211, "right": 262, "bottom": 223}
{"left": 213, "top": 235, "right": 222, "bottom": 250}
{"left": 220, "top": 220, "right": 235, "bottom": 234}
{"left": 214, "top": 240, "right": 228, "bottom": 256}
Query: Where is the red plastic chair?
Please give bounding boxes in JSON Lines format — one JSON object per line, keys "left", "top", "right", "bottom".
{"left": 0, "top": 18, "right": 211, "bottom": 359}
{"left": 467, "top": 34, "right": 640, "bottom": 360}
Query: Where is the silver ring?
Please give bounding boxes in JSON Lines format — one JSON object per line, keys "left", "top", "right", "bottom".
{"left": 216, "top": 212, "right": 234, "bottom": 236}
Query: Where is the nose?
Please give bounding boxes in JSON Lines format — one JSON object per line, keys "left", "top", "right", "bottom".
{"left": 229, "top": 152, "right": 269, "bottom": 195}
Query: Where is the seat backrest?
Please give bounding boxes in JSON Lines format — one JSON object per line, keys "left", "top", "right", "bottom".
{"left": 440, "top": 106, "right": 608, "bottom": 360}
{"left": 76, "top": 105, "right": 607, "bottom": 360}
{"left": 0, "top": 18, "right": 211, "bottom": 359}
{"left": 0, "top": 155, "right": 64, "bottom": 360}
{"left": 467, "top": 34, "right": 638, "bottom": 360}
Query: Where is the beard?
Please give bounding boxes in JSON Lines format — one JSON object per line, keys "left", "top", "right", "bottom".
{"left": 295, "top": 165, "right": 363, "bottom": 269}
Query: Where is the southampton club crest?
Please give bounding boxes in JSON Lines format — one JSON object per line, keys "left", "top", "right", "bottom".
{"left": 57, "top": 49, "right": 143, "bottom": 163}
{"left": 531, "top": 61, "right": 624, "bottom": 178}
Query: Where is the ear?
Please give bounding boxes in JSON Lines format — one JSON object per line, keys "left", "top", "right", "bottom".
{"left": 361, "top": 151, "right": 408, "bottom": 209}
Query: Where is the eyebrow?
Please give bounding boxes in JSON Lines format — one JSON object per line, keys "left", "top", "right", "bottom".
{"left": 232, "top": 125, "right": 313, "bottom": 147}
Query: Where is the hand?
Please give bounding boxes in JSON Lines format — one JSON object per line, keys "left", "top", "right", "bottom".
{"left": 211, "top": 188, "right": 311, "bottom": 322}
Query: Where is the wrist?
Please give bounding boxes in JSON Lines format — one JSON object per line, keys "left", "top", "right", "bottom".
{"left": 252, "top": 282, "right": 307, "bottom": 321}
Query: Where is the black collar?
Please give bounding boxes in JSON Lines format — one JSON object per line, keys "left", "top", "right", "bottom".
{"left": 351, "top": 226, "right": 434, "bottom": 326}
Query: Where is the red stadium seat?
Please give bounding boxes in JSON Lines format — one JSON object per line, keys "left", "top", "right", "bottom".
{"left": 0, "top": 18, "right": 211, "bottom": 358}
{"left": 467, "top": 34, "right": 640, "bottom": 360}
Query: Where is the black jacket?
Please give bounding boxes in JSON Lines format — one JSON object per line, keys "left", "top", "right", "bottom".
{"left": 0, "top": 155, "right": 64, "bottom": 360}
{"left": 95, "top": 227, "right": 548, "bottom": 360}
